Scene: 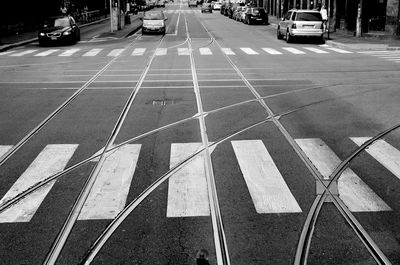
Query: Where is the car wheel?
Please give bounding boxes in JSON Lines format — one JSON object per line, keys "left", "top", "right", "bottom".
{"left": 286, "top": 30, "right": 292, "bottom": 43}
{"left": 277, "top": 28, "right": 283, "bottom": 39}
{"left": 248, "top": 18, "right": 252, "bottom": 25}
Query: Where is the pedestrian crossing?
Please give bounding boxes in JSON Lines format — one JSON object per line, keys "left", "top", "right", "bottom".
{"left": 0, "top": 137, "right": 398, "bottom": 223}
{"left": 358, "top": 50, "right": 400, "bottom": 63}
{"left": 0, "top": 46, "right": 353, "bottom": 58}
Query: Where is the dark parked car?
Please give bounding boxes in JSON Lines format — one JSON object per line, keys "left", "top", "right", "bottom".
{"left": 243, "top": 7, "right": 268, "bottom": 25}
{"left": 201, "top": 2, "right": 213, "bottom": 13}
{"left": 38, "top": 16, "right": 80, "bottom": 46}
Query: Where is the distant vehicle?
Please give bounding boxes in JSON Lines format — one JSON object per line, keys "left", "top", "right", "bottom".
{"left": 213, "top": 1, "right": 222, "bottom": 10}
{"left": 156, "top": 0, "right": 166, "bottom": 7}
{"left": 277, "top": 9, "right": 324, "bottom": 43}
{"left": 243, "top": 7, "right": 268, "bottom": 25}
{"left": 142, "top": 10, "right": 167, "bottom": 35}
{"left": 201, "top": 3, "right": 212, "bottom": 13}
{"left": 38, "top": 16, "right": 80, "bottom": 46}
{"left": 188, "top": 0, "right": 197, "bottom": 7}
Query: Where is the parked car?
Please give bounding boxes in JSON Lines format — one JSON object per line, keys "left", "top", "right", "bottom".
{"left": 188, "top": 0, "right": 197, "bottom": 7}
{"left": 201, "top": 2, "right": 213, "bottom": 13}
{"left": 142, "top": 11, "right": 167, "bottom": 35}
{"left": 277, "top": 9, "right": 324, "bottom": 43}
{"left": 213, "top": 1, "right": 222, "bottom": 10}
{"left": 243, "top": 7, "right": 268, "bottom": 25}
{"left": 38, "top": 16, "right": 80, "bottom": 46}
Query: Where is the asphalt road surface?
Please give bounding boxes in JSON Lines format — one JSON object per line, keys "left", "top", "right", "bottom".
{"left": 0, "top": 1, "right": 400, "bottom": 265}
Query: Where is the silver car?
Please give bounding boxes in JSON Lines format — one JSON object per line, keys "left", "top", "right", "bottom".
{"left": 277, "top": 9, "right": 324, "bottom": 43}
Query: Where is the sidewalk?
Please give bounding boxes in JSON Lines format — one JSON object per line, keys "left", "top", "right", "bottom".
{"left": 0, "top": 14, "right": 143, "bottom": 52}
{"left": 268, "top": 15, "right": 400, "bottom": 51}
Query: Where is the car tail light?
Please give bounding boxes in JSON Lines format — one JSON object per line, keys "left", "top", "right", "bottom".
{"left": 291, "top": 23, "right": 296, "bottom": 29}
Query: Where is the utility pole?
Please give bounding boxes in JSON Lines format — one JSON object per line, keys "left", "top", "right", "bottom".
{"left": 110, "top": 0, "right": 113, "bottom": 32}
{"left": 356, "top": 0, "right": 363, "bottom": 37}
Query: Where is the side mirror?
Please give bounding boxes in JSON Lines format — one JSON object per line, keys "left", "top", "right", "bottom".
{"left": 164, "top": 17, "right": 168, "bottom": 20}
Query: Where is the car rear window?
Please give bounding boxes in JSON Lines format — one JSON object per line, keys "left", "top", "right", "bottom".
{"left": 144, "top": 12, "right": 164, "bottom": 20}
{"left": 295, "top": 12, "right": 322, "bottom": 21}
{"left": 252, "top": 8, "right": 265, "bottom": 14}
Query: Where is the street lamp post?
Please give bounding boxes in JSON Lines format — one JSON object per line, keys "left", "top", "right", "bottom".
{"left": 110, "top": 0, "right": 113, "bottom": 32}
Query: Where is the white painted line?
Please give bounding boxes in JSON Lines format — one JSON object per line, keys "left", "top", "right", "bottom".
{"left": 296, "top": 138, "right": 391, "bottom": 212}
{"left": 358, "top": 51, "right": 393, "bottom": 54}
{"left": 10, "top": 50, "right": 38, "bottom": 56}
{"left": 59, "top": 48, "right": 80, "bottom": 56}
{"left": 232, "top": 140, "right": 302, "bottom": 213}
{"left": 351, "top": 137, "right": 400, "bottom": 181}
{"left": 34, "top": 49, "right": 60, "bottom": 56}
{"left": 78, "top": 144, "right": 141, "bottom": 220}
{"left": 167, "top": 143, "right": 215, "bottom": 217}
{"left": 282, "top": 47, "right": 306, "bottom": 54}
{"left": 0, "top": 51, "right": 16, "bottom": 56}
{"left": 325, "top": 47, "right": 353, "bottom": 54}
{"left": 199, "top": 47, "right": 212, "bottom": 55}
{"left": 178, "top": 48, "right": 190, "bottom": 55}
{"left": 221, "top": 48, "right": 235, "bottom": 55}
{"left": 0, "top": 144, "right": 78, "bottom": 223}
{"left": 262, "top": 48, "right": 282, "bottom": 55}
{"left": 303, "top": 47, "right": 329, "bottom": 54}
{"left": 155, "top": 48, "right": 167, "bottom": 56}
{"left": 240, "top": 48, "right": 259, "bottom": 55}
{"left": 0, "top": 145, "right": 13, "bottom": 157}
{"left": 131, "top": 48, "right": 146, "bottom": 56}
{"left": 107, "top": 49, "right": 125, "bottom": 57}
{"left": 83, "top": 48, "right": 102, "bottom": 56}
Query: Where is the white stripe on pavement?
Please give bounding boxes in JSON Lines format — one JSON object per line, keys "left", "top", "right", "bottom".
{"left": 59, "top": 48, "right": 80, "bottom": 56}
{"left": 325, "top": 47, "right": 353, "bottom": 54}
{"left": 155, "top": 48, "right": 167, "bottom": 56}
{"left": 0, "top": 145, "right": 13, "bottom": 157}
{"left": 262, "top": 48, "right": 282, "bottom": 55}
{"left": 221, "top": 48, "right": 235, "bottom": 55}
{"left": 0, "top": 51, "right": 16, "bottom": 56}
{"left": 199, "top": 47, "right": 212, "bottom": 55}
{"left": 167, "top": 143, "right": 215, "bottom": 217}
{"left": 34, "top": 49, "right": 60, "bottom": 56}
{"left": 78, "top": 144, "right": 141, "bottom": 220}
{"left": 83, "top": 48, "right": 102, "bottom": 56}
{"left": 131, "top": 48, "right": 146, "bottom": 56}
{"left": 0, "top": 144, "right": 78, "bottom": 223}
{"left": 240, "top": 48, "right": 259, "bottom": 55}
{"left": 107, "top": 49, "right": 125, "bottom": 57}
{"left": 282, "top": 47, "right": 306, "bottom": 54}
{"left": 303, "top": 47, "right": 329, "bottom": 54}
{"left": 10, "top": 50, "right": 38, "bottom": 56}
{"left": 178, "top": 48, "right": 190, "bottom": 55}
{"left": 351, "top": 137, "right": 400, "bottom": 181}
{"left": 232, "top": 140, "right": 302, "bottom": 213}
{"left": 296, "top": 138, "right": 391, "bottom": 212}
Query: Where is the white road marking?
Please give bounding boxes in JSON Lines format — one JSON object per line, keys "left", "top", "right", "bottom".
{"left": 0, "top": 144, "right": 78, "bottom": 223}
{"left": 167, "top": 143, "right": 216, "bottom": 217}
{"left": 131, "top": 48, "right": 146, "bottom": 56}
{"left": 10, "top": 50, "right": 38, "bottom": 56}
{"left": 34, "top": 49, "right": 60, "bottom": 56}
{"left": 221, "top": 48, "right": 235, "bottom": 55}
{"left": 325, "top": 47, "right": 352, "bottom": 54}
{"left": 59, "top": 48, "right": 80, "bottom": 56}
{"left": 0, "top": 51, "right": 16, "bottom": 56}
{"left": 296, "top": 138, "right": 391, "bottom": 212}
{"left": 107, "top": 49, "right": 125, "bottom": 57}
{"left": 83, "top": 48, "right": 102, "bottom": 56}
{"left": 262, "top": 48, "right": 282, "bottom": 55}
{"left": 351, "top": 137, "right": 400, "bottom": 181}
{"left": 303, "top": 47, "right": 329, "bottom": 54}
{"left": 240, "top": 48, "right": 259, "bottom": 55}
{"left": 282, "top": 47, "right": 306, "bottom": 54}
{"left": 178, "top": 48, "right": 190, "bottom": 55}
{"left": 155, "top": 48, "right": 168, "bottom": 56}
{"left": 78, "top": 144, "right": 141, "bottom": 220}
{"left": 232, "top": 140, "right": 302, "bottom": 213}
{"left": 0, "top": 145, "right": 13, "bottom": 157}
{"left": 199, "top": 47, "right": 212, "bottom": 55}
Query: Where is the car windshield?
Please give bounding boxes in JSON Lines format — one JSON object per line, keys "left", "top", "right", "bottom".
{"left": 295, "top": 12, "right": 322, "bottom": 21}
{"left": 144, "top": 12, "right": 164, "bottom": 20}
{"left": 54, "top": 18, "right": 70, "bottom": 27}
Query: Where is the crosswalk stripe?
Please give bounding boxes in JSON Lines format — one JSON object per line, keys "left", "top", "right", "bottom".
{"left": 326, "top": 47, "right": 352, "bottom": 54}
{"left": 303, "top": 47, "right": 329, "bottom": 54}
{"left": 131, "top": 48, "right": 146, "bottom": 56}
{"left": 282, "top": 47, "right": 305, "bottom": 54}
{"left": 59, "top": 48, "right": 80, "bottom": 56}
{"left": 199, "top": 47, "right": 212, "bottom": 55}
{"left": 0, "top": 51, "right": 16, "bottom": 56}
{"left": 34, "top": 49, "right": 60, "bottom": 56}
{"left": 221, "top": 48, "right": 235, "bottom": 55}
{"left": 155, "top": 48, "right": 167, "bottom": 56}
{"left": 83, "top": 48, "right": 102, "bottom": 56}
{"left": 108, "top": 49, "right": 125, "bottom": 57}
{"left": 178, "top": 48, "right": 190, "bottom": 55}
{"left": 10, "top": 50, "right": 38, "bottom": 56}
{"left": 167, "top": 143, "right": 212, "bottom": 217}
{"left": 0, "top": 144, "right": 78, "bottom": 223}
{"left": 232, "top": 140, "right": 302, "bottom": 213}
{"left": 0, "top": 145, "right": 13, "bottom": 157}
{"left": 351, "top": 137, "right": 400, "bottom": 181}
{"left": 78, "top": 144, "right": 141, "bottom": 220}
{"left": 262, "top": 48, "right": 282, "bottom": 55}
{"left": 240, "top": 48, "right": 258, "bottom": 55}
{"left": 296, "top": 138, "right": 391, "bottom": 212}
